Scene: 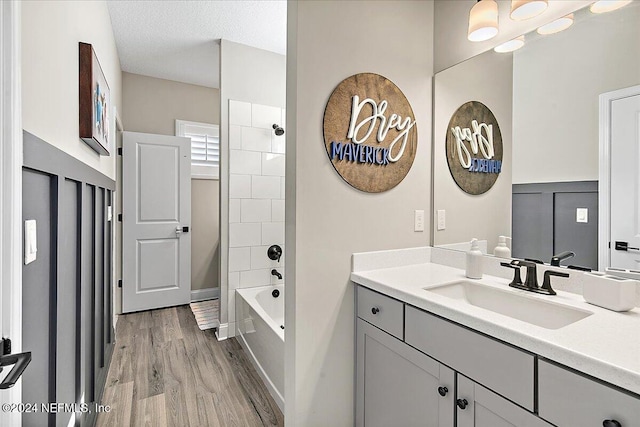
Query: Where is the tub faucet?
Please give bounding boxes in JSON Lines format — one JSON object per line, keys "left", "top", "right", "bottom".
{"left": 271, "top": 269, "right": 282, "bottom": 280}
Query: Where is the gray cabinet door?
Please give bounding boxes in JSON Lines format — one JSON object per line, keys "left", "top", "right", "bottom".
{"left": 456, "top": 375, "right": 552, "bottom": 427}
{"left": 356, "top": 319, "right": 455, "bottom": 427}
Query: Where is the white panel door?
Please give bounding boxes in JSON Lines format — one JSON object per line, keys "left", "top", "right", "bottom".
{"left": 610, "top": 94, "right": 640, "bottom": 270}
{"left": 122, "top": 132, "right": 191, "bottom": 313}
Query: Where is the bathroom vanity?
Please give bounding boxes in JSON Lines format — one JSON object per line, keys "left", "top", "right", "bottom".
{"left": 351, "top": 247, "right": 640, "bottom": 427}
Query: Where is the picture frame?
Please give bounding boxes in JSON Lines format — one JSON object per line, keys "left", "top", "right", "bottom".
{"left": 79, "top": 42, "right": 110, "bottom": 156}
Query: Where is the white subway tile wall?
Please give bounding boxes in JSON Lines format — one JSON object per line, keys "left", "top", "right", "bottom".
{"left": 261, "top": 153, "right": 286, "bottom": 177}
{"left": 229, "top": 174, "right": 252, "bottom": 199}
{"left": 251, "top": 175, "right": 281, "bottom": 199}
{"left": 228, "top": 100, "right": 286, "bottom": 330}
{"left": 240, "top": 199, "right": 271, "bottom": 223}
{"left": 229, "top": 100, "right": 252, "bottom": 126}
{"left": 229, "top": 199, "right": 241, "bottom": 223}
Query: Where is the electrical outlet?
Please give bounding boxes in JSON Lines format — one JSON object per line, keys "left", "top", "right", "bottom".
{"left": 414, "top": 210, "right": 425, "bottom": 232}
{"left": 437, "top": 210, "right": 446, "bottom": 231}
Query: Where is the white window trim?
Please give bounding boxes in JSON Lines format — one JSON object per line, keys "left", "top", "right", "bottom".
{"left": 176, "top": 119, "right": 220, "bottom": 180}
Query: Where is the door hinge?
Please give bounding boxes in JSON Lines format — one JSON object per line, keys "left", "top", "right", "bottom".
{"left": 117, "top": 147, "right": 123, "bottom": 156}
{"left": 118, "top": 279, "right": 122, "bottom": 288}
{"left": 118, "top": 214, "right": 122, "bottom": 222}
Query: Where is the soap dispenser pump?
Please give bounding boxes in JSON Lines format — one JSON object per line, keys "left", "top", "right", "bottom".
{"left": 493, "top": 235, "right": 511, "bottom": 259}
{"left": 466, "top": 238, "right": 483, "bottom": 279}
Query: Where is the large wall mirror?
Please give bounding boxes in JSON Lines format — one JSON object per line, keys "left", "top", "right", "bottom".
{"left": 433, "top": 1, "right": 640, "bottom": 272}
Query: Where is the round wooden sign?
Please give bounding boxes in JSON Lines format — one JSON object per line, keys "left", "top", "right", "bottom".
{"left": 445, "top": 101, "right": 503, "bottom": 195}
{"left": 323, "top": 73, "right": 418, "bottom": 193}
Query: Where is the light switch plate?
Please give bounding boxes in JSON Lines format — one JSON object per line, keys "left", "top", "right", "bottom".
{"left": 576, "top": 208, "right": 588, "bottom": 223}
{"left": 437, "top": 210, "right": 446, "bottom": 231}
{"left": 414, "top": 210, "right": 425, "bottom": 232}
{"left": 24, "top": 219, "right": 37, "bottom": 265}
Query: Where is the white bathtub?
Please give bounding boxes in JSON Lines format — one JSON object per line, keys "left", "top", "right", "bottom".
{"left": 235, "top": 284, "right": 284, "bottom": 411}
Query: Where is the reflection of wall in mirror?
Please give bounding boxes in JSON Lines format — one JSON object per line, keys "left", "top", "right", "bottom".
{"left": 512, "top": 4, "right": 640, "bottom": 184}
{"left": 433, "top": 51, "right": 513, "bottom": 252}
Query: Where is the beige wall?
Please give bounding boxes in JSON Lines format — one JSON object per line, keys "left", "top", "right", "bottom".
{"left": 122, "top": 72, "right": 220, "bottom": 135}
{"left": 433, "top": 51, "right": 513, "bottom": 251}
{"left": 286, "top": 1, "right": 433, "bottom": 425}
{"left": 121, "top": 72, "right": 220, "bottom": 291}
{"left": 434, "top": 0, "right": 591, "bottom": 73}
{"left": 22, "top": 0, "right": 122, "bottom": 179}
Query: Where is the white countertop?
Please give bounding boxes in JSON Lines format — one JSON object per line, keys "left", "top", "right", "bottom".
{"left": 351, "top": 258, "right": 640, "bottom": 395}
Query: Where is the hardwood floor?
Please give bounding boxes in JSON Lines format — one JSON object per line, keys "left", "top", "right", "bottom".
{"left": 97, "top": 305, "right": 284, "bottom": 427}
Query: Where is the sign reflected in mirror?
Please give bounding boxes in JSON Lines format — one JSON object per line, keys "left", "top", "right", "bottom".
{"left": 432, "top": 1, "right": 640, "bottom": 273}
{"left": 446, "top": 101, "right": 503, "bottom": 195}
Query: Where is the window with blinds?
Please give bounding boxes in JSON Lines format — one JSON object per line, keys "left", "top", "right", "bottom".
{"left": 175, "top": 120, "right": 220, "bottom": 179}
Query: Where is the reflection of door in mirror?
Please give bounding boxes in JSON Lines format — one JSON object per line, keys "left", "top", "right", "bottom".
{"left": 432, "top": 1, "right": 640, "bottom": 272}
{"left": 605, "top": 89, "right": 640, "bottom": 271}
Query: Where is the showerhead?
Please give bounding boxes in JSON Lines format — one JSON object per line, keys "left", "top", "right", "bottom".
{"left": 272, "top": 124, "right": 285, "bottom": 136}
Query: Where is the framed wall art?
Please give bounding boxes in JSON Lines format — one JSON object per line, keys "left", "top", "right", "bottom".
{"left": 79, "top": 42, "right": 110, "bottom": 156}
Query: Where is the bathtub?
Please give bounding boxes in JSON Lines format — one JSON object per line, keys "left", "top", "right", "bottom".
{"left": 235, "top": 284, "right": 284, "bottom": 411}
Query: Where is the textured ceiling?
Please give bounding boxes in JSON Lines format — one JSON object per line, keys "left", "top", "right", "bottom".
{"left": 106, "top": 1, "right": 287, "bottom": 88}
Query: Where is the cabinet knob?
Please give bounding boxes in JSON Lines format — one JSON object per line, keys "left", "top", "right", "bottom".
{"left": 437, "top": 386, "right": 448, "bottom": 397}
{"left": 456, "top": 399, "right": 468, "bottom": 410}
{"left": 371, "top": 307, "right": 380, "bottom": 315}
{"left": 603, "top": 421, "right": 621, "bottom": 427}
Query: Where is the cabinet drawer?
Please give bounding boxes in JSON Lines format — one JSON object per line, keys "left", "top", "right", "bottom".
{"left": 357, "top": 286, "right": 404, "bottom": 339}
{"left": 538, "top": 360, "right": 640, "bottom": 427}
{"left": 405, "top": 306, "right": 535, "bottom": 411}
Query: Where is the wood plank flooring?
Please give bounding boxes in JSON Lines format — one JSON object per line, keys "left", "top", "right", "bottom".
{"left": 97, "top": 305, "right": 284, "bottom": 427}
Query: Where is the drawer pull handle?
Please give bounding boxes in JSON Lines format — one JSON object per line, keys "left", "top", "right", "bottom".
{"left": 437, "top": 386, "right": 448, "bottom": 397}
{"left": 603, "top": 421, "right": 621, "bottom": 427}
{"left": 456, "top": 399, "right": 468, "bottom": 410}
{"left": 371, "top": 307, "right": 380, "bottom": 315}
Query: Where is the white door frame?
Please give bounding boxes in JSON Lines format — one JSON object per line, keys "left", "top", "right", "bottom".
{"left": 598, "top": 84, "right": 640, "bottom": 271}
{"left": 0, "top": 1, "right": 23, "bottom": 426}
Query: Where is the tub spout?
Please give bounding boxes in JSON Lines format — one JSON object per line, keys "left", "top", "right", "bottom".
{"left": 271, "top": 269, "right": 283, "bottom": 280}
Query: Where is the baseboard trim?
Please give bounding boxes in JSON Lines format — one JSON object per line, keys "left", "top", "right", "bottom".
{"left": 215, "top": 322, "right": 236, "bottom": 341}
{"left": 191, "top": 287, "right": 220, "bottom": 302}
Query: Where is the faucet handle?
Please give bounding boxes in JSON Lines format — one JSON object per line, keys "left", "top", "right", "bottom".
{"left": 541, "top": 270, "right": 569, "bottom": 295}
{"left": 500, "top": 262, "right": 523, "bottom": 287}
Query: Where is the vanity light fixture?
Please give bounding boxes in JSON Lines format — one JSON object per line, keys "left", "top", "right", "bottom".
{"left": 590, "top": 0, "right": 632, "bottom": 14}
{"left": 537, "top": 13, "right": 574, "bottom": 35}
{"left": 494, "top": 35, "right": 525, "bottom": 53}
{"left": 510, "top": 0, "right": 548, "bottom": 21}
{"left": 468, "top": 0, "right": 499, "bottom": 42}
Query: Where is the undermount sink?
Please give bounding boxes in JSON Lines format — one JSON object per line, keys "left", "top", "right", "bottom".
{"left": 424, "top": 280, "right": 593, "bottom": 330}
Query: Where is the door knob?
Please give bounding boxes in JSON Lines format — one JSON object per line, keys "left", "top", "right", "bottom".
{"left": 456, "top": 398, "right": 468, "bottom": 410}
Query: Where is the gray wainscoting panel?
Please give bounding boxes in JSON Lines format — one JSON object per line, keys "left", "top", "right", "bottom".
{"left": 56, "top": 179, "right": 80, "bottom": 427}
{"left": 22, "top": 131, "right": 115, "bottom": 427}
{"left": 512, "top": 192, "right": 553, "bottom": 263}
{"left": 512, "top": 181, "right": 598, "bottom": 269}
{"left": 22, "top": 168, "right": 54, "bottom": 427}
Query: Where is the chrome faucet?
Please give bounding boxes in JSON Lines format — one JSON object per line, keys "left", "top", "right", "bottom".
{"left": 501, "top": 260, "right": 569, "bottom": 296}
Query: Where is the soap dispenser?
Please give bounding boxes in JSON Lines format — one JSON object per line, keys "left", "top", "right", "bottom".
{"left": 493, "top": 235, "right": 511, "bottom": 259}
{"left": 466, "top": 238, "right": 483, "bottom": 279}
